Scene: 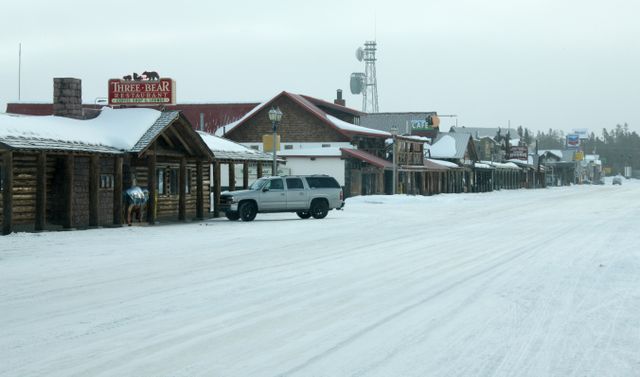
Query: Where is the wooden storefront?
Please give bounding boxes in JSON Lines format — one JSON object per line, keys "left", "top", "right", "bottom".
{"left": 1, "top": 110, "right": 212, "bottom": 235}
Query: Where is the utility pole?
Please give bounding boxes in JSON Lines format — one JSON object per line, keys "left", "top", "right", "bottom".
{"left": 18, "top": 43, "right": 22, "bottom": 101}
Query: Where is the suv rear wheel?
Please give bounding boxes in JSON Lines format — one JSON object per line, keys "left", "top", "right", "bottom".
{"left": 310, "top": 200, "right": 329, "bottom": 219}
{"left": 296, "top": 211, "right": 311, "bottom": 219}
{"left": 239, "top": 201, "right": 257, "bottom": 221}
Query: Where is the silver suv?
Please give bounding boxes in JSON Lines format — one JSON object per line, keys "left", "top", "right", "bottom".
{"left": 220, "top": 175, "right": 345, "bottom": 221}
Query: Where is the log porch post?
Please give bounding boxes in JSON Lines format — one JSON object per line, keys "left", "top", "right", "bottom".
{"left": 213, "top": 161, "right": 221, "bottom": 218}
{"left": 35, "top": 152, "right": 47, "bottom": 231}
{"left": 228, "top": 162, "right": 236, "bottom": 191}
{"left": 242, "top": 161, "right": 249, "bottom": 189}
{"left": 113, "top": 156, "right": 123, "bottom": 226}
{"left": 147, "top": 153, "right": 157, "bottom": 224}
{"left": 257, "top": 162, "right": 263, "bottom": 179}
{"left": 179, "top": 157, "right": 186, "bottom": 221}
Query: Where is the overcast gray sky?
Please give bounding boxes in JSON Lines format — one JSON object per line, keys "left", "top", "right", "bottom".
{"left": 1, "top": 0, "right": 638, "bottom": 134}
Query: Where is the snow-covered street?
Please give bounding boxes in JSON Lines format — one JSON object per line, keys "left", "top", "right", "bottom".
{"left": 1, "top": 182, "right": 639, "bottom": 377}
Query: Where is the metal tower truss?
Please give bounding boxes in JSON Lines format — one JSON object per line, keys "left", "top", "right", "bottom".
{"left": 362, "top": 41, "right": 379, "bottom": 113}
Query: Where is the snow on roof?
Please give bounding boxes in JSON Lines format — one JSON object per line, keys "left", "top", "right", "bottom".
{"left": 539, "top": 149, "right": 563, "bottom": 158}
{"left": 474, "top": 162, "right": 493, "bottom": 169}
{"left": 0, "top": 108, "right": 162, "bottom": 151}
{"left": 427, "top": 158, "right": 460, "bottom": 168}
{"left": 401, "top": 135, "right": 431, "bottom": 142}
{"left": 197, "top": 131, "right": 275, "bottom": 162}
{"left": 501, "top": 162, "right": 521, "bottom": 169}
{"left": 506, "top": 159, "right": 532, "bottom": 167}
{"left": 198, "top": 131, "right": 253, "bottom": 152}
{"left": 326, "top": 115, "right": 390, "bottom": 137}
{"left": 426, "top": 135, "right": 457, "bottom": 158}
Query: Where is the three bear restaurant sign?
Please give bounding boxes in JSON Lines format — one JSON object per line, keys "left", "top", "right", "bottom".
{"left": 108, "top": 78, "right": 176, "bottom": 106}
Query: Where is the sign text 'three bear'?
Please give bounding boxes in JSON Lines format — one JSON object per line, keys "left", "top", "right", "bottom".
{"left": 108, "top": 78, "right": 176, "bottom": 105}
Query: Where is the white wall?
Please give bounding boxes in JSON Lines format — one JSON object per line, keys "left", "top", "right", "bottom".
{"left": 243, "top": 142, "right": 352, "bottom": 152}
{"left": 282, "top": 157, "right": 346, "bottom": 186}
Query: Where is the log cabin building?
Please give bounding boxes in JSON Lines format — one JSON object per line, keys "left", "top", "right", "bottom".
{"left": 1, "top": 78, "right": 213, "bottom": 235}
{"left": 6, "top": 102, "right": 259, "bottom": 135}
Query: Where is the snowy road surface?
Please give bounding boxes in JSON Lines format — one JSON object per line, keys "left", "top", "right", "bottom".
{"left": 1, "top": 182, "right": 640, "bottom": 377}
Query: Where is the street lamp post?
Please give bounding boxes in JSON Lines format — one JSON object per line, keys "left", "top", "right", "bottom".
{"left": 268, "top": 107, "right": 283, "bottom": 176}
{"left": 390, "top": 126, "right": 398, "bottom": 195}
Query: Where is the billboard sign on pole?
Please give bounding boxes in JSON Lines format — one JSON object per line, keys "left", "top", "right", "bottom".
{"left": 566, "top": 134, "right": 580, "bottom": 149}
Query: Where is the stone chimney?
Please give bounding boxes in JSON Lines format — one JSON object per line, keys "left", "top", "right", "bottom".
{"left": 334, "top": 89, "right": 346, "bottom": 106}
{"left": 53, "top": 78, "right": 83, "bottom": 119}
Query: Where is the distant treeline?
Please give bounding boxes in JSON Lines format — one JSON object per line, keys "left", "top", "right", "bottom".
{"left": 511, "top": 124, "right": 639, "bottom": 173}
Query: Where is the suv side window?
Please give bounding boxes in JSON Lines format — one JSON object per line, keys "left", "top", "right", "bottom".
{"left": 268, "top": 178, "right": 284, "bottom": 190}
{"left": 305, "top": 176, "right": 341, "bottom": 189}
{"left": 286, "top": 178, "right": 304, "bottom": 190}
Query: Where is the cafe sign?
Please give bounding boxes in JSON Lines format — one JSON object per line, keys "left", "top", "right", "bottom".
{"left": 509, "top": 146, "right": 528, "bottom": 160}
{"left": 108, "top": 78, "right": 176, "bottom": 105}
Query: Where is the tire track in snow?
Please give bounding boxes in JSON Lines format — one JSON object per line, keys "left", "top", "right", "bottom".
{"left": 278, "top": 227, "right": 567, "bottom": 377}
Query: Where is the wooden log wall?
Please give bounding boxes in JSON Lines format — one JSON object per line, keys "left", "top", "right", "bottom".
{"left": 9, "top": 153, "right": 38, "bottom": 226}
{"left": 72, "top": 156, "right": 90, "bottom": 227}
{"left": 1, "top": 153, "right": 118, "bottom": 231}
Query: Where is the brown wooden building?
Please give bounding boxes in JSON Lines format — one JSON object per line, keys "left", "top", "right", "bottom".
{"left": 1, "top": 80, "right": 212, "bottom": 235}
{"left": 216, "top": 91, "right": 390, "bottom": 194}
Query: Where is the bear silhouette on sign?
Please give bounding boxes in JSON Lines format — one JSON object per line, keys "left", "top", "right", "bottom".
{"left": 122, "top": 74, "right": 132, "bottom": 81}
{"left": 143, "top": 71, "right": 160, "bottom": 80}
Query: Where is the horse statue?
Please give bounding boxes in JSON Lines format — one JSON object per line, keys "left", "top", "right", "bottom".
{"left": 123, "top": 186, "right": 149, "bottom": 226}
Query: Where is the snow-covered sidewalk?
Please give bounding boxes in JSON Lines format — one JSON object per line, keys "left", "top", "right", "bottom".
{"left": 1, "top": 182, "right": 639, "bottom": 377}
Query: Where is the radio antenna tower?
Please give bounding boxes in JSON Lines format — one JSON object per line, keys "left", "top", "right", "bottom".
{"left": 350, "top": 40, "right": 379, "bottom": 113}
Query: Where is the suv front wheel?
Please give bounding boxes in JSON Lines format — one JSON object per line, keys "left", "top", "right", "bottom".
{"left": 310, "top": 200, "right": 329, "bottom": 219}
{"left": 239, "top": 201, "right": 257, "bottom": 221}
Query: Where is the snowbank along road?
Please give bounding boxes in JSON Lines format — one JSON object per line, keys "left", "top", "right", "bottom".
{"left": 1, "top": 180, "right": 639, "bottom": 377}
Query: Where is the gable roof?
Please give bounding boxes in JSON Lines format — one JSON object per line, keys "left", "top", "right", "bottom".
{"left": 299, "top": 95, "right": 364, "bottom": 117}
{"left": 130, "top": 111, "right": 181, "bottom": 153}
{"left": 215, "top": 91, "right": 390, "bottom": 139}
{"left": 450, "top": 126, "right": 502, "bottom": 139}
{"left": 427, "top": 132, "right": 477, "bottom": 160}
{"left": 0, "top": 108, "right": 212, "bottom": 158}
{"left": 131, "top": 111, "right": 213, "bottom": 158}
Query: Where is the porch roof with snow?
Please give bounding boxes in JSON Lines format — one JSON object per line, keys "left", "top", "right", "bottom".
{"left": 0, "top": 108, "right": 213, "bottom": 158}
{"left": 197, "top": 131, "right": 280, "bottom": 162}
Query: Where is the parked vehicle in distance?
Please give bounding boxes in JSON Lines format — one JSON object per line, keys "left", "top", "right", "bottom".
{"left": 219, "top": 175, "right": 345, "bottom": 221}
{"left": 612, "top": 176, "right": 623, "bottom": 185}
